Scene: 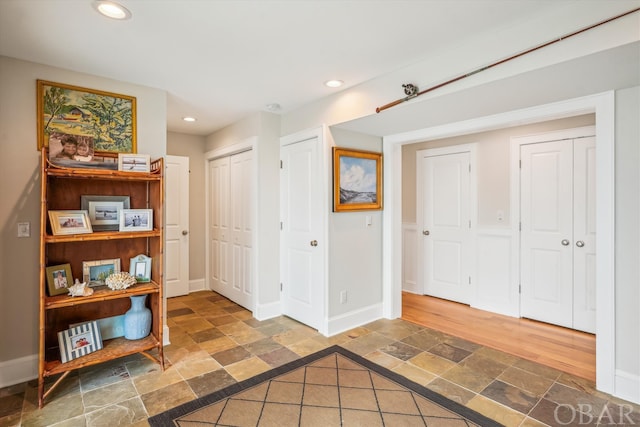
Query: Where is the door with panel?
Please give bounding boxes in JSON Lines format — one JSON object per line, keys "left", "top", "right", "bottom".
{"left": 520, "top": 136, "right": 595, "bottom": 333}
{"left": 165, "top": 155, "right": 190, "bottom": 297}
{"left": 280, "top": 136, "right": 324, "bottom": 330}
{"left": 208, "top": 151, "right": 254, "bottom": 310}
{"left": 419, "top": 150, "right": 472, "bottom": 304}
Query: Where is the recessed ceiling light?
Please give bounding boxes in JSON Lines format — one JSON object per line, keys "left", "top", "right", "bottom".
{"left": 93, "top": 1, "right": 132, "bottom": 20}
{"left": 324, "top": 80, "right": 344, "bottom": 88}
{"left": 182, "top": 117, "right": 197, "bottom": 122}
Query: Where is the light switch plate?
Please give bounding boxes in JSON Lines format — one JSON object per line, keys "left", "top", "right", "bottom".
{"left": 17, "top": 222, "right": 30, "bottom": 237}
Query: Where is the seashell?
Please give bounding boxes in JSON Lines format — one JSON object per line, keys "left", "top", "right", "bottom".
{"left": 68, "top": 279, "right": 94, "bottom": 297}
{"left": 106, "top": 271, "right": 137, "bottom": 290}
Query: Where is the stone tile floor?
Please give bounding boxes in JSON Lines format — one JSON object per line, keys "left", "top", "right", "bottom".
{"left": 1, "top": 290, "right": 639, "bottom": 426}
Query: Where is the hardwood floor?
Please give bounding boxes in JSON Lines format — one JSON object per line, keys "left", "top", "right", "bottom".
{"left": 402, "top": 292, "right": 596, "bottom": 381}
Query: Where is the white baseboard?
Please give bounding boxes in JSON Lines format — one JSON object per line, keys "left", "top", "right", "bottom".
{"left": 189, "top": 278, "right": 206, "bottom": 292}
{"left": 254, "top": 300, "right": 282, "bottom": 321}
{"left": 0, "top": 354, "right": 37, "bottom": 388}
{"left": 163, "top": 325, "right": 171, "bottom": 346}
{"left": 615, "top": 369, "right": 640, "bottom": 404}
{"left": 327, "top": 303, "right": 383, "bottom": 337}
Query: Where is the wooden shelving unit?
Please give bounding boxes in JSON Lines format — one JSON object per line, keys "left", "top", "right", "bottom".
{"left": 38, "top": 149, "right": 165, "bottom": 408}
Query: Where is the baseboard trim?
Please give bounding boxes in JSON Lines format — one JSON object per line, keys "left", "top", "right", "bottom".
{"left": 615, "top": 369, "right": 640, "bottom": 404}
{"left": 0, "top": 354, "right": 37, "bottom": 388}
{"left": 254, "top": 300, "right": 281, "bottom": 321}
{"left": 189, "top": 278, "right": 206, "bottom": 293}
{"left": 327, "top": 303, "right": 383, "bottom": 337}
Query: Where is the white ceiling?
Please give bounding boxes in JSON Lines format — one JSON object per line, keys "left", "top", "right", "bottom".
{"left": 0, "top": 0, "right": 636, "bottom": 136}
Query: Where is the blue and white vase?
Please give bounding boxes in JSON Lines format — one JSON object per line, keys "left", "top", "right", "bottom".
{"left": 124, "top": 295, "right": 151, "bottom": 340}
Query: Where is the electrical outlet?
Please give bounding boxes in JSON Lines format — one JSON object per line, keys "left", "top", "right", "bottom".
{"left": 17, "top": 222, "right": 30, "bottom": 237}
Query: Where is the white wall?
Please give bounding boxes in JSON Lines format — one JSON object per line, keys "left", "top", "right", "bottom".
{"left": 614, "top": 86, "right": 640, "bottom": 388}
{"left": 0, "top": 56, "right": 166, "bottom": 385}
{"left": 327, "top": 128, "right": 383, "bottom": 323}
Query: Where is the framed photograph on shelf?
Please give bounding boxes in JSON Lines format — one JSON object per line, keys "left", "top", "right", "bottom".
{"left": 57, "top": 321, "right": 103, "bottom": 363}
{"left": 118, "top": 153, "right": 150, "bottom": 172}
{"left": 332, "top": 147, "right": 383, "bottom": 212}
{"left": 45, "top": 263, "right": 73, "bottom": 296}
{"left": 80, "top": 195, "right": 130, "bottom": 231}
{"left": 37, "top": 80, "right": 136, "bottom": 153}
{"left": 82, "top": 258, "right": 121, "bottom": 287}
{"left": 130, "top": 254, "right": 152, "bottom": 283}
{"left": 120, "top": 209, "right": 153, "bottom": 232}
{"left": 48, "top": 210, "right": 93, "bottom": 235}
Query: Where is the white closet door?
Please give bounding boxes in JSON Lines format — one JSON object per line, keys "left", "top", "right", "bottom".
{"left": 229, "top": 150, "right": 253, "bottom": 309}
{"left": 209, "top": 156, "right": 230, "bottom": 295}
{"left": 421, "top": 151, "right": 471, "bottom": 304}
{"left": 208, "top": 151, "right": 254, "bottom": 310}
{"left": 520, "top": 137, "right": 595, "bottom": 333}
{"left": 520, "top": 140, "right": 574, "bottom": 328}
{"left": 572, "top": 137, "right": 596, "bottom": 333}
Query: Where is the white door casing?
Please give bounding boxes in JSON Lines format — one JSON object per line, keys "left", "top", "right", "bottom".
{"left": 280, "top": 127, "right": 328, "bottom": 334}
{"left": 416, "top": 144, "right": 476, "bottom": 305}
{"left": 165, "top": 155, "right": 190, "bottom": 298}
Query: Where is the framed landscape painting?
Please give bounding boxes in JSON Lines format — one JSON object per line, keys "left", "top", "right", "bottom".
{"left": 333, "top": 147, "right": 383, "bottom": 212}
{"left": 37, "top": 80, "right": 137, "bottom": 153}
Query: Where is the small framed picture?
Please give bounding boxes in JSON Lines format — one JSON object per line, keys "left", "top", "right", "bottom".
{"left": 120, "top": 209, "right": 153, "bottom": 232}
{"left": 58, "top": 321, "right": 103, "bottom": 363}
{"left": 45, "top": 263, "right": 73, "bottom": 296}
{"left": 80, "top": 195, "right": 130, "bottom": 231}
{"left": 130, "top": 254, "right": 152, "bottom": 283}
{"left": 83, "top": 258, "right": 121, "bottom": 287}
{"left": 48, "top": 210, "right": 93, "bottom": 235}
{"left": 118, "top": 153, "right": 150, "bottom": 172}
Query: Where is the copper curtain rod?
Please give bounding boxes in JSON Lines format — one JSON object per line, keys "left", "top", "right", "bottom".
{"left": 376, "top": 7, "right": 640, "bottom": 113}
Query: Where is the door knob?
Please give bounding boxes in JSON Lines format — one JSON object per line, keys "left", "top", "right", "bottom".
{"left": 182, "top": 230, "right": 189, "bottom": 236}
{"left": 576, "top": 240, "right": 585, "bottom": 248}
{"left": 310, "top": 240, "right": 318, "bottom": 247}
{"left": 561, "top": 239, "right": 570, "bottom": 246}
{"left": 423, "top": 230, "right": 430, "bottom": 236}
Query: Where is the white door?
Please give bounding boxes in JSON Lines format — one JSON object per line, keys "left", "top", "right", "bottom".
{"left": 229, "top": 150, "right": 253, "bottom": 309}
{"left": 520, "top": 137, "right": 596, "bottom": 333}
{"left": 280, "top": 136, "right": 324, "bottom": 330}
{"left": 209, "top": 156, "right": 231, "bottom": 297}
{"left": 572, "top": 137, "right": 596, "bottom": 333}
{"left": 419, "top": 151, "right": 472, "bottom": 304}
{"left": 165, "top": 155, "right": 190, "bottom": 298}
{"left": 208, "top": 151, "right": 254, "bottom": 309}
{"left": 520, "top": 141, "right": 574, "bottom": 328}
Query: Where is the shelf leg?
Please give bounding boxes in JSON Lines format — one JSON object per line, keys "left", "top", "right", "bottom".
{"left": 41, "top": 371, "right": 72, "bottom": 407}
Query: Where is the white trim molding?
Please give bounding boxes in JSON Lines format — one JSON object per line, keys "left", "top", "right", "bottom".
{"left": 0, "top": 354, "right": 37, "bottom": 388}
{"left": 327, "top": 303, "right": 383, "bottom": 337}
{"left": 402, "top": 223, "right": 419, "bottom": 294}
